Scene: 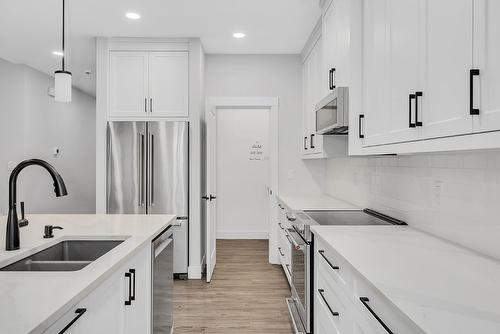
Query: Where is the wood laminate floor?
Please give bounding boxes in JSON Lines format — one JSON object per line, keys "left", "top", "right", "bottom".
{"left": 173, "top": 239, "right": 294, "bottom": 333}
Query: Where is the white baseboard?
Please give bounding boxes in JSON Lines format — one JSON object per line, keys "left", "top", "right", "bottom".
{"left": 217, "top": 231, "right": 269, "bottom": 239}
{"left": 188, "top": 265, "right": 202, "bottom": 279}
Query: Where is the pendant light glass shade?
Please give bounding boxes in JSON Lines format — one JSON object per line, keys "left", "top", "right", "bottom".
{"left": 54, "top": 70, "right": 72, "bottom": 102}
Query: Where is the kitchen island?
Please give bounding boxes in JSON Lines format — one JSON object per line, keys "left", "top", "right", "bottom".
{"left": 0, "top": 214, "right": 175, "bottom": 334}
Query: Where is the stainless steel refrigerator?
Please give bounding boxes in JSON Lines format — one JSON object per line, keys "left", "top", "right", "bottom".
{"left": 107, "top": 121, "right": 189, "bottom": 275}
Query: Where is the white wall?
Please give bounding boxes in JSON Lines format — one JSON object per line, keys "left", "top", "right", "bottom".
{"left": 205, "top": 54, "right": 326, "bottom": 196}
{"left": 0, "top": 57, "right": 96, "bottom": 215}
{"left": 325, "top": 151, "right": 500, "bottom": 260}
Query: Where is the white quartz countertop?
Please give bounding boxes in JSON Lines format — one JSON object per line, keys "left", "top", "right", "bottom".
{"left": 0, "top": 214, "right": 175, "bottom": 334}
{"left": 311, "top": 225, "right": 500, "bottom": 333}
{"left": 278, "top": 194, "right": 359, "bottom": 211}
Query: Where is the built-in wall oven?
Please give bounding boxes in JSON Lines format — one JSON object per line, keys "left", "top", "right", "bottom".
{"left": 286, "top": 209, "right": 407, "bottom": 333}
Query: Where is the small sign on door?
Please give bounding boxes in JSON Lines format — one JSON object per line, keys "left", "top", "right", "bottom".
{"left": 249, "top": 141, "right": 264, "bottom": 161}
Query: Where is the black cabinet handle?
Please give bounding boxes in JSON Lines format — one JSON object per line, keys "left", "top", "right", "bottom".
{"left": 409, "top": 94, "right": 416, "bottom": 128}
{"left": 329, "top": 68, "right": 336, "bottom": 90}
{"left": 278, "top": 247, "right": 285, "bottom": 257}
{"left": 318, "top": 289, "right": 339, "bottom": 317}
{"left": 278, "top": 222, "right": 284, "bottom": 230}
{"left": 329, "top": 69, "right": 332, "bottom": 89}
{"left": 125, "top": 272, "right": 132, "bottom": 305}
{"left": 310, "top": 134, "right": 315, "bottom": 149}
{"left": 415, "top": 91, "right": 423, "bottom": 126}
{"left": 318, "top": 250, "right": 339, "bottom": 270}
{"left": 58, "top": 308, "right": 87, "bottom": 334}
{"left": 470, "top": 69, "right": 480, "bottom": 115}
{"left": 359, "top": 114, "right": 365, "bottom": 139}
{"left": 304, "top": 136, "right": 308, "bottom": 150}
{"left": 144, "top": 98, "right": 147, "bottom": 113}
{"left": 150, "top": 98, "right": 153, "bottom": 113}
{"left": 129, "top": 269, "right": 136, "bottom": 301}
{"left": 360, "top": 297, "right": 393, "bottom": 334}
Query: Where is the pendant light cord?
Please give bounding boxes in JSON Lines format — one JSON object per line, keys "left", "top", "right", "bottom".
{"left": 62, "top": 0, "right": 65, "bottom": 71}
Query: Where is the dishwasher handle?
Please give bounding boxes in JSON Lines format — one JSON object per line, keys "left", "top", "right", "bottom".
{"left": 154, "top": 237, "right": 173, "bottom": 258}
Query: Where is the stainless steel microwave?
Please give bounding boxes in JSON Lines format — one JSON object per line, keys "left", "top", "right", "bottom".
{"left": 315, "top": 87, "right": 349, "bottom": 135}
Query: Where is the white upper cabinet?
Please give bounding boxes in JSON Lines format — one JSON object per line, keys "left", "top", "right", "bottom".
{"left": 109, "top": 52, "right": 149, "bottom": 117}
{"left": 323, "top": 0, "right": 351, "bottom": 89}
{"left": 109, "top": 51, "right": 189, "bottom": 118}
{"left": 386, "top": 0, "right": 422, "bottom": 144}
{"left": 361, "top": 0, "right": 390, "bottom": 146}
{"left": 419, "top": 0, "right": 474, "bottom": 140}
{"left": 472, "top": 0, "right": 500, "bottom": 133}
{"left": 148, "top": 52, "right": 189, "bottom": 118}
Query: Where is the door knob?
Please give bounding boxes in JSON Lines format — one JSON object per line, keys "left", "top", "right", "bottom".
{"left": 202, "top": 195, "right": 209, "bottom": 200}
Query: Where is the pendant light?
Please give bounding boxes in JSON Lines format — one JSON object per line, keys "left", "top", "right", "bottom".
{"left": 54, "top": 0, "right": 71, "bottom": 102}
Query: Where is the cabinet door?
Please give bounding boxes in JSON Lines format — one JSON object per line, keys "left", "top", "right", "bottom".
{"left": 472, "top": 0, "right": 500, "bottom": 133}
{"left": 43, "top": 270, "right": 124, "bottom": 334}
{"left": 420, "top": 0, "right": 473, "bottom": 139}
{"left": 386, "top": 0, "right": 422, "bottom": 144}
{"left": 322, "top": 0, "right": 338, "bottom": 93}
{"left": 310, "top": 39, "right": 325, "bottom": 154}
{"left": 148, "top": 52, "right": 189, "bottom": 118}
{"left": 109, "top": 51, "right": 149, "bottom": 117}
{"left": 362, "top": 0, "right": 391, "bottom": 146}
{"left": 123, "top": 244, "right": 151, "bottom": 334}
{"left": 302, "top": 54, "right": 312, "bottom": 155}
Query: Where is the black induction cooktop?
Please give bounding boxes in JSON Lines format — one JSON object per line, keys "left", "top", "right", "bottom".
{"left": 303, "top": 209, "right": 407, "bottom": 226}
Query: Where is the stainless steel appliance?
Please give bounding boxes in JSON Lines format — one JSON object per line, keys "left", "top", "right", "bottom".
{"left": 107, "top": 121, "right": 189, "bottom": 275}
{"left": 286, "top": 209, "right": 407, "bottom": 333}
{"left": 315, "top": 87, "right": 349, "bottom": 135}
{"left": 152, "top": 227, "right": 174, "bottom": 334}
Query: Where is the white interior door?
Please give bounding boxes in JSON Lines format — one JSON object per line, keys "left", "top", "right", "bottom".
{"left": 205, "top": 107, "right": 217, "bottom": 283}
{"left": 216, "top": 108, "right": 270, "bottom": 239}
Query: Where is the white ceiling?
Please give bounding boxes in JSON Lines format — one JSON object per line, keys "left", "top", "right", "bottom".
{"left": 0, "top": 0, "right": 321, "bottom": 96}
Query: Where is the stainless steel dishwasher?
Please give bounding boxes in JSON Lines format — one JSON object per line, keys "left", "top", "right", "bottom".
{"left": 152, "top": 228, "right": 174, "bottom": 334}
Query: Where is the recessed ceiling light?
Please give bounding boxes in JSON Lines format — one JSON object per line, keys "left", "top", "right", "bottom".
{"left": 125, "top": 12, "right": 141, "bottom": 20}
{"left": 233, "top": 32, "right": 246, "bottom": 39}
{"left": 52, "top": 51, "right": 64, "bottom": 56}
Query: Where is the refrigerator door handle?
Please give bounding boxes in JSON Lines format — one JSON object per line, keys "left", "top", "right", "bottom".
{"left": 138, "top": 132, "right": 144, "bottom": 207}
{"left": 150, "top": 133, "right": 155, "bottom": 206}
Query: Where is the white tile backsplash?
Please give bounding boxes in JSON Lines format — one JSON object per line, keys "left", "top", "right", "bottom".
{"left": 325, "top": 151, "right": 500, "bottom": 260}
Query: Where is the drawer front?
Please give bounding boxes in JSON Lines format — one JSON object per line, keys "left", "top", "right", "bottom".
{"left": 315, "top": 238, "right": 354, "bottom": 291}
{"left": 314, "top": 290, "right": 341, "bottom": 334}
{"left": 316, "top": 257, "right": 353, "bottom": 334}
{"left": 352, "top": 275, "right": 424, "bottom": 334}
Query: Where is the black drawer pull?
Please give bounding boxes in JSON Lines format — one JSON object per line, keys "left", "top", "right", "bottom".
{"left": 58, "top": 308, "right": 87, "bottom": 334}
{"left": 318, "top": 250, "right": 339, "bottom": 270}
{"left": 310, "top": 134, "right": 315, "bottom": 149}
{"left": 415, "top": 91, "right": 423, "bottom": 126}
{"left": 329, "top": 68, "right": 336, "bottom": 90}
{"left": 359, "top": 114, "right": 365, "bottom": 139}
{"left": 129, "top": 269, "right": 136, "bottom": 301}
{"left": 409, "top": 94, "right": 416, "bottom": 128}
{"left": 470, "top": 69, "right": 480, "bottom": 115}
{"left": 278, "top": 247, "right": 285, "bottom": 257}
{"left": 278, "top": 222, "right": 284, "bottom": 230}
{"left": 285, "top": 233, "right": 292, "bottom": 245}
{"left": 304, "top": 136, "right": 308, "bottom": 150}
{"left": 125, "top": 272, "right": 132, "bottom": 305}
{"left": 318, "top": 289, "right": 339, "bottom": 317}
{"left": 360, "top": 297, "right": 393, "bottom": 334}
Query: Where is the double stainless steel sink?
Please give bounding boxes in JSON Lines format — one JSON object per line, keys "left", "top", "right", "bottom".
{"left": 0, "top": 240, "right": 124, "bottom": 272}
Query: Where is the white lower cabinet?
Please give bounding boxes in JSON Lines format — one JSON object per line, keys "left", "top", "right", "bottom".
{"left": 314, "top": 237, "right": 424, "bottom": 334}
{"left": 43, "top": 244, "right": 151, "bottom": 334}
{"left": 276, "top": 200, "right": 292, "bottom": 285}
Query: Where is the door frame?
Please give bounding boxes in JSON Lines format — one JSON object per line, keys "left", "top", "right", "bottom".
{"left": 204, "top": 97, "right": 280, "bottom": 278}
